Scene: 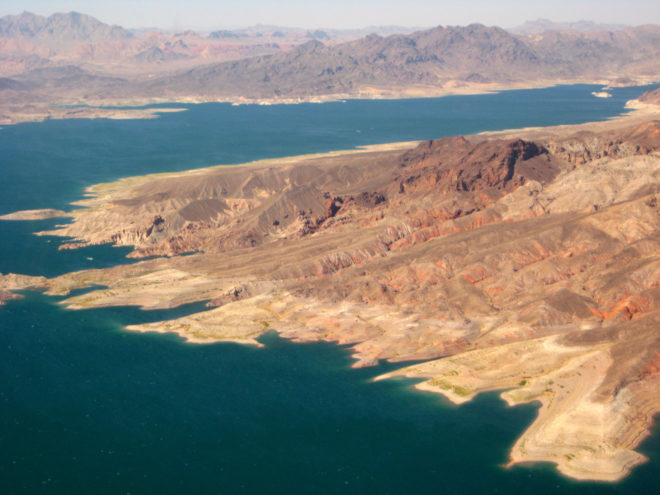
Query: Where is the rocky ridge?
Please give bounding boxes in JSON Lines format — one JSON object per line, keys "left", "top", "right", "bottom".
{"left": 0, "top": 11, "right": 133, "bottom": 46}
{"left": 135, "top": 24, "right": 660, "bottom": 100}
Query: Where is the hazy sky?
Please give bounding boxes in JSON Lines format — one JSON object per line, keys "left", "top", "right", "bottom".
{"left": 1, "top": 0, "right": 659, "bottom": 30}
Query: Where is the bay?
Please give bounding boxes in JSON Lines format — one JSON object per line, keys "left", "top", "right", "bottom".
{"left": 1, "top": 84, "right": 659, "bottom": 493}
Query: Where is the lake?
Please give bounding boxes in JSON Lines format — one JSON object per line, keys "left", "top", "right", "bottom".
{"left": 1, "top": 84, "right": 659, "bottom": 493}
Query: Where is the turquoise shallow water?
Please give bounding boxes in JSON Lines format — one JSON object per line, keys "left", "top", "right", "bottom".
{"left": 1, "top": 84, "right": 659, "bottom": 493}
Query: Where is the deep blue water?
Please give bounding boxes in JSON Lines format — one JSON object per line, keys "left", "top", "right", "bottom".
{"left": 1, "top": 84, "right": 659, "bottom": 493}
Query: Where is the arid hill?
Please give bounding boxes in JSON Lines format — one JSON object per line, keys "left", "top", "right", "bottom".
{"left": 133, "top": 23, "right": 660, "bottom": 100}
{"left": 0, "top": 12, "right": 659, "bottom": 123}
{"left": 3, "top": 93, "right": 659, "bottom": 481}
{"left": 0, "top": 11, "right": 133, "bottom": 46}
{"left": 0, "top": 11, "right": 341, "bottom": 85}
{"left": 0, "top": 11, "right": 410, "bottom": 80}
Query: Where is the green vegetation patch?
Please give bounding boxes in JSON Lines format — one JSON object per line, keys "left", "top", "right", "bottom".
{"left": 428, "top": 378, "right": 472, "bottom": 397}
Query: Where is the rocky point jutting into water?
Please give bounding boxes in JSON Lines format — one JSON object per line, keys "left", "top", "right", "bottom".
{"left": 2, "top": 90, "right": 659, "bottom": 481}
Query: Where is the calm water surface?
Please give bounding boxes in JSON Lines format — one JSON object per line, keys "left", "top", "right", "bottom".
{"left": 1, "top": 84, "right": 659, "bottom": 493}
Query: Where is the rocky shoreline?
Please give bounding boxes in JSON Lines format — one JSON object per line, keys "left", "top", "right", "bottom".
{"left": 2, "top": 93, "right": 660, "bottom": 482}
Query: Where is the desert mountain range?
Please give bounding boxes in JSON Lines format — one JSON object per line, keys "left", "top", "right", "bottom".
{"left": 0, "top": 11, "right": 132, "bottom": 45}
{"left": 1, "top": 12, "right": 659, "bottom": 123}
{"left": 138, "top": 23, "right": 660, "bottom": 100}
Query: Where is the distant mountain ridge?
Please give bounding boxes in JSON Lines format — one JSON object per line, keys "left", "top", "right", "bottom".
{"left": 207, "top": 24, "right": 422, "bottom": 40}
{"left": 509, "top": 18, "right": 628, "bottom": 34}
{"left": 0, "top": 11, "right": 133, "bottom": 44}
{"left": 0, "top": 11, "right": 421, "bottom": 46}
{"left": 138, "top": 23, "right": 660, "bottom": 100}
{"left": 138, "top": 24, "right": 543, "bottom": 98}
{"left": 0, "top": 11, "right": 659, "bottom": 113}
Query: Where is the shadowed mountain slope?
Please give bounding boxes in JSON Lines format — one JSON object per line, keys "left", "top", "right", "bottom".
{"left": 136, "top": 24, "right": 660, "bottom": 100}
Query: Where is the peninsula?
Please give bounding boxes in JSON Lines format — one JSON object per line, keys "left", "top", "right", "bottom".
{"left": 3, "top": 87, "right": 659, "bottom": 482}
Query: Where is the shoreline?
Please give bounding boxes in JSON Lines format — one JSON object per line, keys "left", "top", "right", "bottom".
{"left": 478, "top": 98, "right": 660, "bottom": 140}
{"left": 1, "top": 94, "right": 655, "bottom": 224}
{"left": 377, "top": 336, "right": 658, "bottom": 482}
{"left": 1, "top": 87, "right": 659, "bottom": 484}
{"left": 2, "top": 84, "right": 657, "bottom": 225}
{"left": 0, "top": 105, "right": 188, "bottom": 127}
{"left": 0, "top": 140, "right": 421, "bottom": 221}
{"left": 1, "top": 77, "right": 657, "bottom": 127}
